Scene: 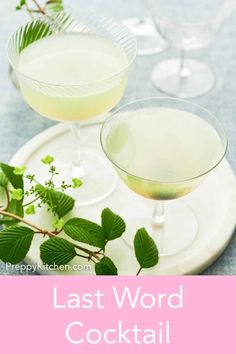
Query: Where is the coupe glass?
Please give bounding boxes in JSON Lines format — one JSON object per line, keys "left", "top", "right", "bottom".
{"left": 101, "top": 98, "right": 227, "bottom": 255}
{"left": 147, "top": 0, "right": 234, "bottom": 98}
{"left": 7, "top": 11, "right": 137, "bottom": 206}
{"left": 123, "top": 0, "right": 167, "bottom": 55}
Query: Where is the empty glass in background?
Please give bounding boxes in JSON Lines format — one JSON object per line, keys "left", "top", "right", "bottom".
{"left": 123, "top": 0, "right": 168, "bottom": 55}
{"left": 101, "top": 98, "right": 227, "bottom": 256}
{"left": 7, "top": 12, "right": 137, "bottom": 206}
{"left": 147, "top": 0, "right": 236, "bottom": 98}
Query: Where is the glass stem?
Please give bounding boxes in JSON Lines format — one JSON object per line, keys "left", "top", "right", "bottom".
{"left": 71, "top": 122, "right": 85, "bottom": 179}
{"left": 152, "top": 200, "right": 165, "bottom": 225}
{"left": 138, "top": 0, "right": 148, "bottom": 23}
{"left": 177, "top": 49, "right": 191, "bottom": 95}
{"left": 138, "top": 17, "right": 146, "bottom": 24}
{"left": 179, "top": 49, "right": 191, "bottom": 78}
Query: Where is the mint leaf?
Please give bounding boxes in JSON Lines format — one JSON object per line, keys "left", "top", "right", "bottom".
{"left": 63, "top": 218, "right": 105, "bottom": 248}
{"left": 0, "top": 219, "right": 19, "bottom": 226}
{"left": 17, "top": 19, "right": 53, "bottom": 53}
{"left": 40, "top": 238, "right": 76, "bottom": 266}
{"left": 101, "top": 208, "right": 126, "bottom": 241}
{"left": 7, "top": 199, "right": 24, "bottom": 218}
{"left": 0, "top": 172, "right": 8, "bottom": 187}
{"left": 35, "top": 185, "right": 74, "bottom": 218}
{"left": 134, "top": 228, "right": 159, "bottom": 269}
{"left": 95, "top": 256, "right": 118, "bottom": 275}
{"left": 0, "top": 226, "right": 34, "bottom": 264}
{"left": 16, "top": 12, "right": 73, "bottom": 53}
{"left": 0, "top": 163, "right": 24, "bottom": 189}
{"left": 0, "top": 199, "right": 24, "bottom": 226}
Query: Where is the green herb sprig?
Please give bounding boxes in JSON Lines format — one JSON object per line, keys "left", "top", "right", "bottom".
{"left": 0, "top": 157, "right": 159, "bottom": 275}
{"left": 16, "top": 0, "right": 64, "bottom": 17}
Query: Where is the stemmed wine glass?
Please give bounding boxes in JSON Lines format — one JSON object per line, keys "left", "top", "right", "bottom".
{"left": 101, "top": 97, "right": 227, "bottom": 255}
{"left": 123, "top": 0, "right": 167, "bottom": 55}
{"left": 147, "top": 0, "right": 235, "bottom": 98}
{"left": 7, "top": 11, "right": 137, "bottom": 206}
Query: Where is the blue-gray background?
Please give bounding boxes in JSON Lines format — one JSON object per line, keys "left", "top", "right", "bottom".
{"left": 0, "top": 0, "right": 235, "bottom": 275}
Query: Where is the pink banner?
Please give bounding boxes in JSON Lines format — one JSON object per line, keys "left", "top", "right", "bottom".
{"left": 0, "top": 276, "right": 235, "bottom": 353}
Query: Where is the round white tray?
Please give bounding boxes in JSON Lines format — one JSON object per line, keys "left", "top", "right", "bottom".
{"left": 10, "top": 118, "right": 236, "bottom": 275}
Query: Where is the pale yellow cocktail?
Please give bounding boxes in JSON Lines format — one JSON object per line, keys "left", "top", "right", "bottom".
{"left": 8, "top": 13, "right": 137, "bottom": 205}
{"left": 18, "top": 32, "right": 129, "bottom": 121}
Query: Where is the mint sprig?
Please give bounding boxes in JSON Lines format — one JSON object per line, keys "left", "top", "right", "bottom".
{"left": 0, "top": 157, "right": 159, "bottom": 275}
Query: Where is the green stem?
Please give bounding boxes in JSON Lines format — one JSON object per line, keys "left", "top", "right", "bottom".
{"left": 24, "top": 1, "right": 34, "bottom": 17}
{"left": 136, "top": 267, "right": 142, "bottom": 276}
{"left": 51, "top": 228, "right": 63, "bottom": 235}
{"left": 0, "top": 209, "right": 51, "bottom": 235}
{"left": 96, "top": 241, "right": 108, "bottom": 254}
{"left": 0, "top": 209, "right": 100, "bottom": 261}
{"left": 23, "top": 196, "right": 40, "bottom": 208}
{"left": 4, "top": 187, "right": 10, "bottom": 210}
{"left": 25, "top": 9, "right": 42, "bottom": 13}
{"left": 32, "top": 0, "right": 46, "bottom": 14}
{"left": 75, "top": 254, "right": 97, "bottom": 263}
{"left": 76, "top": 253, "right": 90, "bottom": 260}
{"left": 73, "top": 243, "right": 100, "bottom": 261}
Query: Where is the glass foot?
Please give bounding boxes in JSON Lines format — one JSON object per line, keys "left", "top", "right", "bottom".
{"left": 123, "top": 17, "right": 168, "bottom": 55}
{"left": 40, "top": 146, "right": 118, "bottom": 207}
{"left": 151, "top": 58, "right": 215, "bottom": 98}
{"left": 122, "top": 200, "right": 198, "bottom": 256}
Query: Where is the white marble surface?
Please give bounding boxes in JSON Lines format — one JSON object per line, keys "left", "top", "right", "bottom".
{"left": 9, "top": 122, "right": 236, "bottom": 275}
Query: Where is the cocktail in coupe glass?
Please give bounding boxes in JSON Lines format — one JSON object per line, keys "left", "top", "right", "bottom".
{"left": 101, "top": 98, "right": 227, "bottom": 256}
{"left": 7, "top": 12, "right": 137, "bottom": 206}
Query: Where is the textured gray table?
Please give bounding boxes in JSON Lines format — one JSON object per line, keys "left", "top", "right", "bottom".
{"left": 0, "top": 0, "right": 236, "bottom": 275}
